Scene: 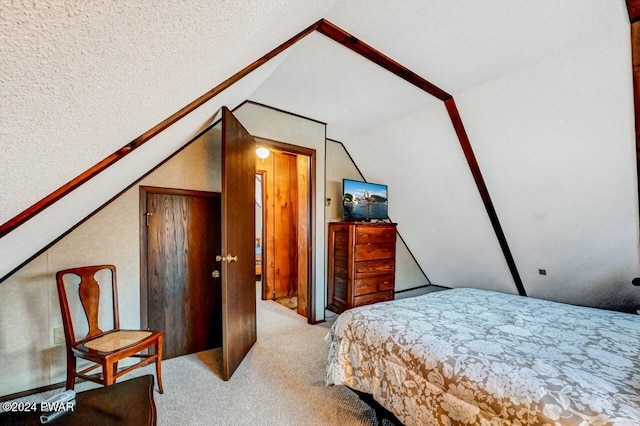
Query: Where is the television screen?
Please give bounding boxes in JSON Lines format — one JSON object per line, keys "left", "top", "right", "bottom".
{"left": 342, "top": 179, "right": 388, "bottom": 222}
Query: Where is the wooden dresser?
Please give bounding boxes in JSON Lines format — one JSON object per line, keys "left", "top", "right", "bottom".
{"left": 327, "top": 222, "right": 396, "bottom": 313}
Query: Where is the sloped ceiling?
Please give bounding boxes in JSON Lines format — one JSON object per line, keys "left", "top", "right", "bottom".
{"left": 0, "top": 0, "right": 336, "bottom": 224}
{"left": 250, "top": 32, "right": 442, "bottom": 141}
{"left": 324, "top": 0, "right": 623, "bottom": 94}
{"left": 2, "top": 1, "right": 639, "bottom": 311}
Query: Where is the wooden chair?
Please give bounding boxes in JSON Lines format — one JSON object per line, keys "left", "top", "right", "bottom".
{"left": 56, "top": 264, "right": 163, "bottom": 393}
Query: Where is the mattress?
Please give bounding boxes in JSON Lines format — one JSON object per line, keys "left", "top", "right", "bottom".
{"left": 325, "top": 288, "right": 640, "bottom": 425}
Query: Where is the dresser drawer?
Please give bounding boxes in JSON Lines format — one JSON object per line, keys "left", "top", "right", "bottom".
{"left": 354, "top": 290, "right": 394, "bottom": 307}
{"left": 354, "top": 242, "right": 395, "bottom": 261}
{"left": 355, "top": 275, "right": 395, "bottom": 296}
{"left": 328, "top": 222, "right": 397, "bottom": 314}
{"left": 355, "top": 226, "right": 396, "bottom": 244}
{"left": 355, "top": 259, "right": 395, "bottom": 277}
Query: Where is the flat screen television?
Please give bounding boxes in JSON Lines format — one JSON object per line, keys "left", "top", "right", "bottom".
{"left": 342, "top": 179, "right": 388, "bottom": 222}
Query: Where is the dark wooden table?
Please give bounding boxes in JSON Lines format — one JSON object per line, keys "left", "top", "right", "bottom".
{"left": 0, "top": 375, "right": 157, "bottom": 425}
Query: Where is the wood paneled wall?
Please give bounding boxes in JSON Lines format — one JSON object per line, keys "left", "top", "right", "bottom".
{"left": 258, "top": 149, "right": 310, "bottom": 304}
{"left": 296, "top": 155, "right": 310, "bottom": 317}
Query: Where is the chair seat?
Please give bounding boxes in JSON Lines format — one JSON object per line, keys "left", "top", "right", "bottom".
{"left": 84, "top": 331, "right": 153, "bottom": 352}
{"left": 56, "top": 265, "right": 163, "bottom": 393}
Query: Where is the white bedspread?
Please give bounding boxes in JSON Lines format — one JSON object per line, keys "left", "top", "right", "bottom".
{"left": 325, "top": 288, "right": 640, "bottom": 425}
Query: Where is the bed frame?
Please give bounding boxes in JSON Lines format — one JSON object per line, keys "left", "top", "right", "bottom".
{"left": 349, "top": 387, "right": 403, "bottom": 425}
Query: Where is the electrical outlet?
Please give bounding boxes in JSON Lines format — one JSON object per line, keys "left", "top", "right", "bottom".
{"left": 53, "top": 327, "right": 65, "bottom": 345}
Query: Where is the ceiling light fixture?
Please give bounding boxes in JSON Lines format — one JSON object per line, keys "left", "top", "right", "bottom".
{"left": 256, "top": 147, "right": 270, "bottom": 160}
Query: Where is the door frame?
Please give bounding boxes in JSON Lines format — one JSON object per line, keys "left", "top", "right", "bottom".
{"left": 255, "top": 170, "right": 269, "bottom": 300}
{"left": 139, "top": 185, "right": 221, "bottom": 330}
{"left": 254, "top": 137, "right": 316, "bottom": 323}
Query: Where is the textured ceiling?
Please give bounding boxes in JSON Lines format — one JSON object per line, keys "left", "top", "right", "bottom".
{"left": 1, "top": 0, "right": 627, "bottom": 223}
{"left": 0, "top": 1, "right": 632, "bottom": 279}
{"left": 0, "top": 0, "right": 337, "bottom": 224}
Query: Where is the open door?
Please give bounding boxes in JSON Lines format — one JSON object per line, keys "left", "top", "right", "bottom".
{"left": 220, "top": 107, "right": 257, "bottom": 380}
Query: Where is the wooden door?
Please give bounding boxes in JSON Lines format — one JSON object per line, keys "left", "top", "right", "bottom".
{"left": 144, "top": 188, "right": 221, "bottom": 359}
{"left": 221, "top": 107, "right": 257, "bottom": 381}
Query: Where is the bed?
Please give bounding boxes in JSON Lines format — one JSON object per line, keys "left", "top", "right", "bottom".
{"left": 325, "top": 288, "right": 640, "bottom": 425}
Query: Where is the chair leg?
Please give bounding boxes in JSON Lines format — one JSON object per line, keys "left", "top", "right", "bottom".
{"left": 103, "top": 362, "right": 115, "bottom": 386}
{"left": 66, "top": 353, "right": 76, "bottom": 390}
{"left": 113, "top": 361, "right": 118, "bottom": 378}
{"left": 156, "top": 336, "right": 164, "bottom": 394}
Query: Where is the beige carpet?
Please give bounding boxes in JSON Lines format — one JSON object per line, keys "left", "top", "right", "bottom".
{"left": 5, "top": 297, "right": 386, "bottom": 425}
{"left": 154, "top": 299, "right": 381, "bottom": 425}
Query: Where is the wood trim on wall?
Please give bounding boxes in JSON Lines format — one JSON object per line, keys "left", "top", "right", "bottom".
{"left": 0, "top": 21, "right": 320, "bottom": 239}
{"left": 3, "top": 17, "right": 528, "bottom": 298}
{"left": 0, "top": 120, "right": 219, "bottom": 284}
{"left": 316, "top": 21, "right": 525, "bottom": 295}
{"left": 444, "top": 98, "right": 526, "bottom": 296}
{"left": 315, "top": 19, "right": 451, "bottom": 101}
{"left": 244, "top": 100, "right": 327, "bottom": 125}
{"left": 315, "top": 20, "right": 528, "bottom": 295}
{"left": 627, "top": 0, "right": 640, "bottom": 23}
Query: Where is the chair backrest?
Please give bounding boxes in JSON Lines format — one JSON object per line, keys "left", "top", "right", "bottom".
{"left": 56, "top": 265, "right": 120, "bottom": 345}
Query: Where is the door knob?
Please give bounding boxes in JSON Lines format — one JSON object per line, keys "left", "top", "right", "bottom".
{"left": 211, "top": 270, "right": 220, "bottom": 278}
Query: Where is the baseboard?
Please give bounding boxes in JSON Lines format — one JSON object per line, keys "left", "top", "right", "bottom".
{"left": 394, "top": 283, "right": 450, "bottom": 294}
{"left": 0, "top": 380, "right": 67, "bottom": 402}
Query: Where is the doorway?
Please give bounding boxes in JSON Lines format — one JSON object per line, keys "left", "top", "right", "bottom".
{"left": 140, "top": 107, "right": 258, "bottom": 380}
{"left": 140, "top": 186, "right": 222, "bottom": 359}
{"left": 255, "top": 138, "right": 314, "bottom": 320}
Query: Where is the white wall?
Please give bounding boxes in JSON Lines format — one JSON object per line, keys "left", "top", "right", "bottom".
{"left": 325, "top": 140, "right": 430, "bottom": 291}
{"left": 0, "top": 55, "right": 291, "bottom": 280}
{"left": 346, "top": 104, "right": 516, "bottom": 294}
{"left": 343, "top": 22, "right": 640, "bottom": 311}
{"left": 0, "top": 101, "right": 328, "bottom": 397}
{"left": 0, "top": 132, "right": 221, "bottom": 397}
{"left": 456, "top": 24, "right": 640, "bottom": 310}
{"left": 234, "top": 102, "right": 327, "bottom": 321}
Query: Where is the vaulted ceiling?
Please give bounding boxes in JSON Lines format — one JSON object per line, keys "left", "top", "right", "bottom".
{"left": 2, "top": 1, "right": 638, "bottom": 311}
{"left": 254, "top": 0, "right": 624, "bottom": 142}
{"left": 0, "top": 1, "right": 625, "bottom": 225}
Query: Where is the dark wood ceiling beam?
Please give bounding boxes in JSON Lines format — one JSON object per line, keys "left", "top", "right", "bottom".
{"left": 315, "top": 19, "right": 451, "bottom": 101}
{"left": 317, "top": 18, "right": 524, "bottom": 295}
{"left": 627, "top": 0, "right": 640, "bottom": 23}
{"left": 445, "top": 99, "right": 527, "bottom": 296}
{"left": 3, "top": 16, "right": 527, "bottom": 297}
{"left": 0, "top": 21, "right": 320, "bottom": 239}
